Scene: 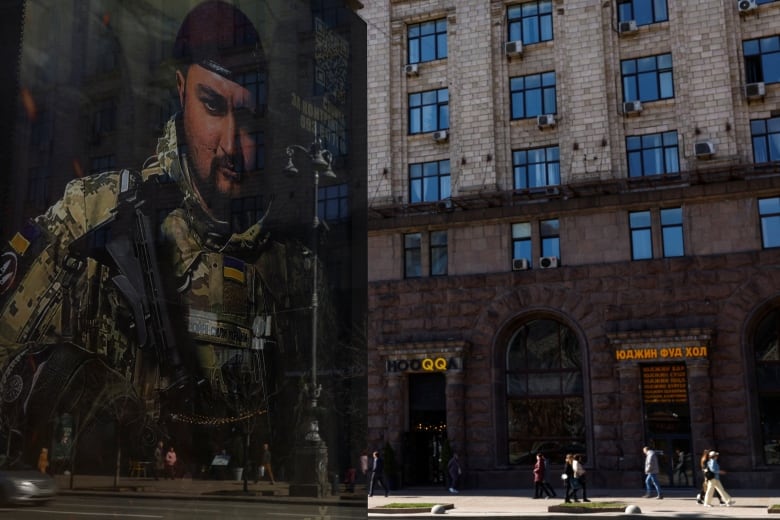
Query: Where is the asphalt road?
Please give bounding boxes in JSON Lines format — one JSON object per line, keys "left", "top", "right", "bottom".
{"left": 0, "top": 495, "right": 365, "bottom": 520}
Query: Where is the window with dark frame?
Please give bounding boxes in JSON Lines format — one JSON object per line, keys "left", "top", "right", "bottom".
{"left": 507, "top": 1, "right": 553, "bottom": 45}
{"left": 753, "top": 308, "right": 780, "bottom": 465}
{"left": 430, "top": 230, "right": 448, "bottom": 276}
{"left": 630, "top": 210, "right": 652, "bottom": 260}
{"left": 510, "top": 72, "right": 556, "bottom": 120}
{"left": 408, "top": 88, "right": 449, "bottom": 134}
{"left": 759, "top": 197, "right": 780, "bottom": 249}
{"left": 230, "top": 195, "right": 265, "bottom": 234}
{"left": 506, "top": 318, "right": 584, "bottom": 466}
{"left": 318, "top": 183, "right": 349, "bottom": 222}
{"left": 621, "top": 53, "right": 674, "bottom": 103}
{"left": 408, "top": 18, "right": 447, "bottom": 64}
{"left": 660, "top": 207, "right": 684, "bottom": 258}
{"left": 404, "top": 232, "right": 423, "bottom": 278}
{"left": 512, "top": 146, "right": 560, "bottom": 189}
{"left": 626, "top": 131, "right": 680, "bottom": 178}
{"left": 751, "top": 117, "right": 780, "bottom": 164}
{"left": 744, "top": 35, "right": 780, "bottom": 85}
{"left": 540, "top": 218, "right": 559, "bottom": 259}
{"left": 409, "top": 159, "right": 451, "bottom": 203}
{"left": 616, "top": 0, "right": 668, "bottom": 26}
{"left": 512, "top": 222, "right": 532, "bottom": 265}
{"left": 250, "top": 131, "right": 265, "bottom": 171}
{"left": 93, "top": 98, "right": 117, "bottom": 135}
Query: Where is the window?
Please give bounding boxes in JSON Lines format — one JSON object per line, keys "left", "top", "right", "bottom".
{"left": 513, "top": 146, "right": 560, "bottom": 189}
{"left": 621, "top": 53, "right": 674, "bottom": 103}
{"left": 507, "top": 1, "right": 553, "bottom": 45}
{"left": 430, "top": 230, "right": 447, "bottom": 276}
{"left": 89, "top": 154, "right": 116, "bottom": 175}
{"left": 26, "top": 166, "right": 50, "bottom": 207}
{"left": 318, "top": 183, "right": 349, "bottom": 222}
{"left": 751, "top": 117, "right": 780, "bottom": 164}
{"left": 408, "top": 19, "right": 447, "bottom": 64}
{"left": 92, "top": 98, "right": 117, "bottom": 135}
{"left": 409, "top": 88, "right": 449, "bottom": 134}
{"left": 235, "top": 71, "right": 268, "bottom": 115}
{"left": 629, "top": 210, "right": 652, "bottom": 260}
{"left": 409, "top": 160, "right": 450, "bottom": 203}
{"left": 512, "top": 222, "right": 532, "bottom": 264}
{"left": 617, "top": 0, "right": 668, "bottom": 26}
{"left": 230, "top": 195, "right": 265, "bottom": 233}
{"left": 540, "top": 218, "right": 559, "bottom": 259}
{"left": 753, "top": 308, "right": 780, "bottom": 465}
{"left": 250, "top": 131, "right": 265, "bottom": 171}
{"left": 660, "top": 207, "right": 684, "bottom": 258}
{"left": 510, "top": 72, "right": 556, "bottom": 120}
{"left": 626, "top": 131, "right": 680, "bottom": 177}
{"left": 404, "top": 232, "right": 422, "bottom": 278}
{"left": 759, "top": 197, "right": 780, "bottom": 249}
{"left": 506, "top": 318, "right": 584, "bottom": 465}
{"left": 744, "top": 35, "right": 780, "bottom": 85}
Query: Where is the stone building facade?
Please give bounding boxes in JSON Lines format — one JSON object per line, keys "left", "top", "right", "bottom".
{"left": 363, "top": 0, "right": 780, "bottom": 489}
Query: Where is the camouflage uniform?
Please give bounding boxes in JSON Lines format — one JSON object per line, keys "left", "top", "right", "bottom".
{"left": 0, "top": 117, "right": 310, "bottom": 447}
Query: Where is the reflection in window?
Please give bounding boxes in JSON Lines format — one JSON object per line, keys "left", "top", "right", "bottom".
{"left": 506, "top": 319, "right": 584, "bottom": 465}
{"left": 318, "top": 183, "right": 349, "bottom": 222}
{"left": 409, "top": 89, "right": 449, "bottom": 134}
{"left": 512, "top": 222, "right": 532, "bottom": 264}
{"left": 630, "top": 210, "right": 652, "bottom": 260}
{"left": 513, "top": 146, "right": 560, "bottom": 189}
{"left": 89, "top": 154, "right": 116, "bottom": 175}
{"left": 430, "top": 230, "right": 447, "bottom": 276}
{"left": 626, "top": 131, "right": 679, "bottom": 177}
{"left": 404, "top": 232, "right": 422, "bottom": 278}
{"left": 409, "top": 159, "right": 450, "bottom": 203}
{"left": 617, "top": 0, "right": 668, "bottom": 26}
{"left": 507, "top": 1, "right": 553, "bottom": 45}
{"left": 661, "top": 207, "right": 684, "bottom": 258}
{"left": 744, "top": 35, "right": 780, "bottom": 85}
{"left": 621, "top": 54, "right": 674, "bottom": 103}
{"left": 510, "top": 72, "right": 556, "bottom": 120}
{"left": 408, "top": 19, "right": 447, "bottom": 64}
{"left": 751, "top": 117, "right": 780, "bottom": 164}
{"left": 759, "top": 197, "right": 780, "bottom": 249}
{"left": 753, "top": 309, "right": 780, "bottom": 464}
{"left": 230, "top": 195, "right": 264, "bottom": 233}
{"left": 540, "top": 218, "right": 559, "bottom": 259}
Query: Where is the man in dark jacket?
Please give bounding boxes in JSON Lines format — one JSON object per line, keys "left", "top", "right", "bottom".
{"left": 368, "top": 450, "right": 389, "bottom": 497}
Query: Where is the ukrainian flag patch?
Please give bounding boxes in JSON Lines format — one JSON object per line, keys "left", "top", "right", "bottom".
{"left": 223, "top": 256, "right": 246, "bottom": 284}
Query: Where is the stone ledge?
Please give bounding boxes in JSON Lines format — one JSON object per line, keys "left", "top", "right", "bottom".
{"left": 369, "top": 503, "right": 454, "bottom": 514}
{"left": 548, "top": 504, "right": 626, "bottom": 514}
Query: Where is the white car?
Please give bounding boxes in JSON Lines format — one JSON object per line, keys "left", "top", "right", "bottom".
{"left": 0, "top": 464, "right": 58, "bottom": 506}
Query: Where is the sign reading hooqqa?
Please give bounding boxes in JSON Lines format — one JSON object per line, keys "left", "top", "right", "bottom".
{"left": 615, "top": 345, "right": 708, "bottom": 361}
{"left": 386, "top": 357, "right": 462, "bottom": 373}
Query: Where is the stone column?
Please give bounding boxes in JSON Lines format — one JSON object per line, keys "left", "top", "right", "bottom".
{"left": 686, "top": 359, "right": 714, "bottom": 455}
{"left": 445, "top": 369, "right": 466, "bottom": 454}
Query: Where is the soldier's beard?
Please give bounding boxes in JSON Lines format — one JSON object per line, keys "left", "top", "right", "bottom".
{"left": 194, "top": 155, "right": 244, "bottom": 223}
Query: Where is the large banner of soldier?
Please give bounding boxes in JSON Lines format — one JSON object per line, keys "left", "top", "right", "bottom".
{"left": 0, "top": 0, "right": 366, "bottom": 495}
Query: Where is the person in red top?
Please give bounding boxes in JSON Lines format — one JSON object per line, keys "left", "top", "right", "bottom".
{"left": 165, "top": 446, "right": 177, "bottom": 480}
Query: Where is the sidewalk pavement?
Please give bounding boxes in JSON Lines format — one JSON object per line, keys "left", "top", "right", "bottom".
{"left": 53, "top": 475, "right": 779, "bottom": 518}
{"left": 367, "top": 486, "right": 779, "bottom": 518}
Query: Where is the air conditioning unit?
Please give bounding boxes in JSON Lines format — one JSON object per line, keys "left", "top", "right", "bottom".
{"left": 433, "top": 130, "right": 449, "bottom": 142}
{"left": 738, "top": 0, "right": 758, "bottom": 13}
{"left": 505, "top": 40, "right": 523, "bottom": 57}
{"left": 623, "top": 100, "right": 643, "bottom": 115}
{"left": 618, "top": 20, "right": 638, "bottom": 34}
{"left": 537, "top": 114, "right": 556, "bottom": 128}
{"left": 744, "top": 82, "right": 766, "bottom": 100}
{"left": 404, "top": 63, "right": 419, "bottom": 76}
{"left": 694, "top": 141, "right": 716, "bottom": 158}
{"left": 539, "top": 256, "right": 559, "bottom": 269}
{"left": 512, "top": 258, "right": 530, "bottom": 271}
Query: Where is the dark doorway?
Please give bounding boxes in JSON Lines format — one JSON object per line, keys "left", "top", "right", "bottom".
{"left": 404, "top": 373, "right": 446, "bottom": 485}
{"left": 641, "top": 363, "right": 694, "bottom": 488}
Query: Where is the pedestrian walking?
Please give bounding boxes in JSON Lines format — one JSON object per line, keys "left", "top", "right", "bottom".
{"left": 260, "top": 443, "right": 275, "bottom": 484}
{"left": 153, "top": 441, "right": 164, "bottom": 480}
{"left": 572, "top": 453, "right": 590, "bottom": 502}
{"left": 368, "top": 450, "right": 389, "bottom": 497}
{"left": 532, "top": 452, "right": 555, "bottom": 499}
{"left": 642, "top": 446, "right": 663, "bottom": 499}
{"left": 165, "top": 446, "right": 177, "bottom": 480}
{"left": 697, "top": 448, "right": 725, "bottom": 504}
{"left": 448, "top": 452, "right": 463, "bottom": 494}
{"left": 673, "top": 448, "right": 688, "bottom": 486}
{"left": 703, "top": 451, "right": 734, "bottom": 507}
{"left": 562, "top": 453, "right": 578, "bottom": 503}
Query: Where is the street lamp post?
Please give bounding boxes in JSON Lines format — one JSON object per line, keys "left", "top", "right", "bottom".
{"left": 284, "top": 132, "right": 335, "bottom": 497}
